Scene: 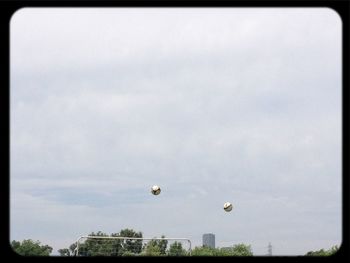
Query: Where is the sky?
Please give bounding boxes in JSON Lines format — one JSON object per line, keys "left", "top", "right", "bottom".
{"left": 10, "top": 8, "right": 342, "bottom": 256}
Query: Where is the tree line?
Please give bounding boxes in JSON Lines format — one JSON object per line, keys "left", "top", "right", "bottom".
{"left": 10, "top": 228, "right": 339, "bottom": 256}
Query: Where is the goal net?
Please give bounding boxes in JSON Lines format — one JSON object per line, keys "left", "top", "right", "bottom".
{"left": 73, "top": 236, "right": 192, "bottom": 256}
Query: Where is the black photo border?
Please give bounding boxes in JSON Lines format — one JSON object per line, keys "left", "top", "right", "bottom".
{"left": 1, "top": 0, "right": 348, "bottom": 262}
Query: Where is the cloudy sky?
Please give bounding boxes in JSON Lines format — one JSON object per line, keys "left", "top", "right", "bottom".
{"left": 10, "top": 8, "right": 342, "bottom": 256}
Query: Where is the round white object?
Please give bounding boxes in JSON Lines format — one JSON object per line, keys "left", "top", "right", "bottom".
{"left": 223, "top": 202, "right": 233, "bottom": 212}
{"left": 151, "top": 185, "right": 161, "bottom": 195}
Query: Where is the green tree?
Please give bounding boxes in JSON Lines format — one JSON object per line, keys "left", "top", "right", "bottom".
{"left": 305, "top": 245, "right": 339, "bottom": 256}
{"left": 306, "top": 249, "right": 327, "bottom": 256}
{"left": 116, "top": 228, "right": 143, "bottom": 255}
{"left": 191, "top": 244, "right": 253, "bottom": 256}
{"left": 328, "top": 245, "right": 339, "bottom": 255}
{"left": 158, "top": 236, "right": 168, "bottom": 255}
{"left": 218, "top": 243, "right": 253, "bottom": 256}
{"left": 191, "top": 246, "right": 218, "bottom": 256}
{"left": 80, "top": 231, "right": 111, "bottom": 256}
{"left": 11, "top": 239, "right": 53, "bottom": 256}
{"left": 230, "top": 243, "right": 253, "bottom": 256}
{"left": 141, "top": 236, "right": 168, "bottom": 256}
{"left": 57, "top": 248, "right": 70, "bottom": 256}
{"left": 68, "top": 243, "right": 77, "bottom": 256}
{"left": 167, "top": 241, "right": 187, "bottom": 256}
{"left": 141, "top": 241, "right": 162, "bottom": 256}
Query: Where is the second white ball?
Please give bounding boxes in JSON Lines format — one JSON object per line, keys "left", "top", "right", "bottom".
{"left": 151, "top": 185, "right": 161, "bottom": 195}
{"left": 224, "top": 202, "right": 233, "bottom": 212}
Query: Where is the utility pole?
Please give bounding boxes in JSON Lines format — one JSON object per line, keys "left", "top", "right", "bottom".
{"left": 267, "top": 242, "right": 272, "bottom": 256}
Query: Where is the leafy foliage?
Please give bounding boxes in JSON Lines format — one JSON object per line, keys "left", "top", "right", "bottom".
{"left": 191, "top": 243, "right": 253, "bottom": 256}
{"left": 223, "top": 243, "right": 253, "bottom": 256}
{"left": 140, "top": 241, "right": 162, "bottom": 256}
{"left": 191, "top": 246, "right": 218, "bottom": 256}
{"left": 57, "top": 248, "right": 71, "bottom": 256}
{"left": 305, "top": 245, "right": 339, "bottom": 256}
{"left": 11, "top": 239, "right": 53, "bottom": 256}
{"left": 140, "top": 235, "right": 168, "bottom": 256}
{"left": 117, "top": 228, "right": 143, "bottom": 254}
{"left": 75, "top": 229, "right": 143, "bottom": 256}
{"left": 167, "top": 241, "right": 187, "bottom": 256}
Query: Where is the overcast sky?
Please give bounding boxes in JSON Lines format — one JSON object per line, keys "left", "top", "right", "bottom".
{"left": 10, "top": 8, "right": 342, "bottom": 256}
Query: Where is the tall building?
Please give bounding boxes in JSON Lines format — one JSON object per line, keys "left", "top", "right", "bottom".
{"left": 202, "top": 233, "right": 215, "bottom": 248}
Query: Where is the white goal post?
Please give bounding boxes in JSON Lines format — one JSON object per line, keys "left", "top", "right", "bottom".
{"left": 73, "top": 235, "right": 192, "bottom": 256}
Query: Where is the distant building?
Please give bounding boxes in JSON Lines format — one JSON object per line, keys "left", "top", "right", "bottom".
{"left": 202, "top": 233, "right": 215, "bottom": 248}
